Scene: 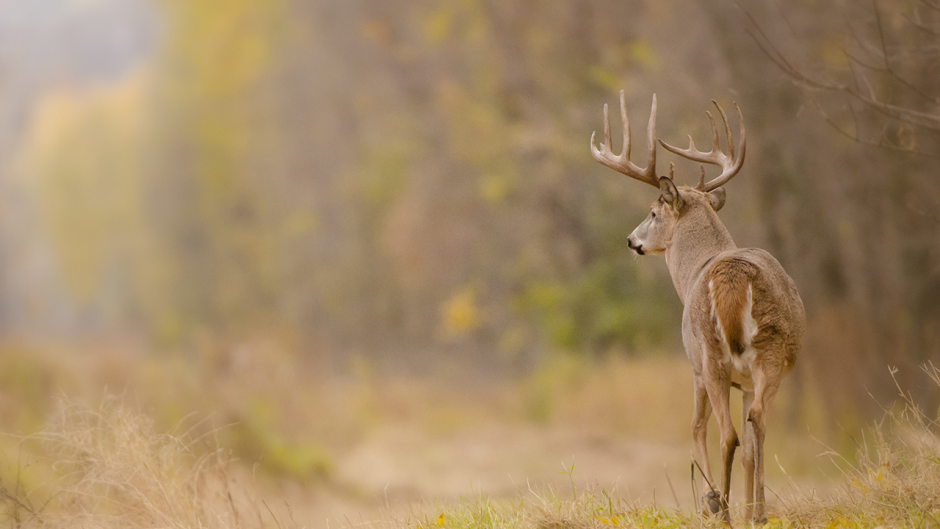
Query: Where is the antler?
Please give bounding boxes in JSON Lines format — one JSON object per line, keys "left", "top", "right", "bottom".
{"left": 590, "top": 91, "right": 659, "bottom": 188}
{"left": 658, "top": 100, "right": 746, "bottom": 192}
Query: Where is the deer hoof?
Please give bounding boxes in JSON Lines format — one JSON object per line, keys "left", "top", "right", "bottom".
{"left": 705, "top": 491, "right": 721, "bottom": 514}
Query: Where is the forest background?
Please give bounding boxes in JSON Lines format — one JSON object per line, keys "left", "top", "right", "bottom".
{"left": 0, "top": 0, "right": 938, "bottom": 524}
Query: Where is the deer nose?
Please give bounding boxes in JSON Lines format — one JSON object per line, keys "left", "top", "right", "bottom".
{"left": 627, "top": 237, "right": 644, "bottom": 255}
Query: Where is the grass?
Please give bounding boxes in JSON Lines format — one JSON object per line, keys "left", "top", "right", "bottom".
{"left": 0, "top": 398, "right": 242, "bottom": 528}
{"left": 385, "top": 487, "right": 694, "bottom": 529}
{"left": 374, "top": 365, "right": 940, "bottom": 529}
{"left": 0, "top": 339, "right": 936, "bottom": 527}
{"left": 1, "top": 372, "right": 936, "bottom": 528}
{"left": 769, "top": 365, "right": 940, "bottom": 528}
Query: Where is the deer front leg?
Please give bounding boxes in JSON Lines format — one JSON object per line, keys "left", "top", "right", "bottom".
{"left": 704, "top": 364, "right": 737, "bottom": 526}
{"left": 691, "top": 376, "right": 716, "bottom": 510}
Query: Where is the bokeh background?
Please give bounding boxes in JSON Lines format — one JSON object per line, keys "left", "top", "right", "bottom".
{"left": 0, "top": 0, "right": 938, "bottom": 524}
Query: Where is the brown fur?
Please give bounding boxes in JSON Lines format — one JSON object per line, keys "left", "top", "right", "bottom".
{"left": 706, "top": 258, "right": 758, "bottom": 355}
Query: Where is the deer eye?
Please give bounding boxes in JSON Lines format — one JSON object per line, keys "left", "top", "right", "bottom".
{"left": 651, "top": 211, "right": 656, "bottom": 218}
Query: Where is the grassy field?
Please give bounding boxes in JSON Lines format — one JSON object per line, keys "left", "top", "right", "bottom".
{"left": 397, "top": 367, "right": 940, "bottom": 529}
{"left": 0, "top": 340, "right": 936, "bottom": 527}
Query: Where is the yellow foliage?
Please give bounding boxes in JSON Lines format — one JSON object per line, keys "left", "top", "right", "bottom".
{"left": 819, "top": 37, "right": 846, "bottom": 68}
{"left": 19, "top": 69, "right": 150, "bottom": 304}
{"left": 628, "top": 40, "right": 656, "bottom": 68}
{"left": 441, "top": 287, "right": 482, "bottom": 339}
{"left": 588, "top": 65, "right": 622, "bottom": 93}
{"left": 15, "top": 0, "right": 293, "bottom": 334}
{"left": 159, "top": 0, "right": 284, "bottom": 98}
{"left": 479, "top": 173, "right": 511, "bottom": 203}
{"left": 423, "top": 6, "right": 454, "bottom": 44}
{"left": 148, "top": 0, "right": 295, "bottom": 332}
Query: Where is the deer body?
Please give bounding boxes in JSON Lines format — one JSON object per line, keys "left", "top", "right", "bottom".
{"left": 660, "top": 191, "right": 804, "bottom": 524}
{"left": 591, "top": 93, "right": 805, "bottom": 525}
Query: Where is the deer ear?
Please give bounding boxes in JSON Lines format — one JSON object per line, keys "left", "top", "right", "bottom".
{"left": 659, "top": 176, "right": 682, "bottom": 209}
{"left": 707, "top": 187, "right": 726, "bottom": 211}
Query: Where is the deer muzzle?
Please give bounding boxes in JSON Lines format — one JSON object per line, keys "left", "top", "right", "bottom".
{"left": 627, "top": 236, "right": 645, "bottom": 255}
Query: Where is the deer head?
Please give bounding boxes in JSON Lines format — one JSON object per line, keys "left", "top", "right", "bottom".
{"left": 589, "top": 92, "right": 745, "bottom": 256}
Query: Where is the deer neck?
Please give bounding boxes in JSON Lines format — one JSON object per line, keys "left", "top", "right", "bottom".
{"left": 664, "top": 209, "right": 737, "bottom": 304}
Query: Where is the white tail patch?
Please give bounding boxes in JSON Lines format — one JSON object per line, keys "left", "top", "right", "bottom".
{"left": 741, "top": 284, "right": 758, "bottom": 347}
{"left": 708, "top": 279, "right": 724, "bottom": 346}
{"left": 733, "top": 284, "right": 759, "bottom": 373}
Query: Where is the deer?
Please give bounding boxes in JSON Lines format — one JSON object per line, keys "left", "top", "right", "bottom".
{"left": 590, "top": 91, "right": 805, "bottom": 525}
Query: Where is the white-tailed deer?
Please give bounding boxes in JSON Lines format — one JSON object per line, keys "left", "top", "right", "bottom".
{"left": 590, "top": 92, "right": 805, "bottom": 525}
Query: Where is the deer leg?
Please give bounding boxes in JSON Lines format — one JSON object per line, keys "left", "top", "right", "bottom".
{"left": 704, "top": 367, "right": 737, "bottom": 525}
{"left": 749, "top": 372, "right": 781, "bottom": 524}
{"left": 740, "top": 390, "right": 755, "bottom": 521}
{"left": 691, "top": 377, "right": 715, "bottom": 505}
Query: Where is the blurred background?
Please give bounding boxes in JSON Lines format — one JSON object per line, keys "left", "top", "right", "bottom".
{"left": 0, "top": 0, "right": 938, "bottom": 523}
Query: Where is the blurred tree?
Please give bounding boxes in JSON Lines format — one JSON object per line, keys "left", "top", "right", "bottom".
{"left": 274, "top": 0, "right": 684, "bottom": 360}
{"left": 20, "top": 71, "right": 149, "bottom": 327}
{"left": 739, "top": 0, "right": 940, "bottom": 416}
{"left": 13, "top": 0, "right": 938, "bottom": 419}
{"left": 751, "top": 0, "right": 940, "bottom": 157}
{"left": 144, "top": 0, "right": 290, "bottom": 340}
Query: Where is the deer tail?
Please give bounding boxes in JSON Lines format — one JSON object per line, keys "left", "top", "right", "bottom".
{"left": 707, "top": 259, "right": 759, "bottom": 355}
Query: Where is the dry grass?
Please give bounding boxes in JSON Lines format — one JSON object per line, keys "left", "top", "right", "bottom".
{"left": 0, "top": 398, "right": 259, "bottom": 528}
{"left": 370, "top": 364, "right": 940, "bottom": 529}
{"left": 0, "top": 341, "right": 935, "bottom": 528}
{"left": 772, "top": 364, "right": 940, "bottom": 528}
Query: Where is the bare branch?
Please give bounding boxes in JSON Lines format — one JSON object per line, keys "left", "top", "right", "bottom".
{"left": 867, "top": 2, "right": 940, "bottom": 106}
{"left": 810, "top": 97, "right": 940, "bottom": 158}
{"left": 907, "top": 199, "right": 940, "bottom": 223}
{"left": 901, "top": 12, "right": 940, "bottom": 36}
{"left": 843, "top": 48, "right": 881, "bottom": 73}
{"left": 873, "top": 0, "right": 891, "bottom": 72}
{"left": 920, "top": 0, "right": 940, "bottom": 14}
{"left": 748, "top": 5, "right": 940, "bottom": 133}
{"left": 845, "top": 14, "right": 882, "bottom": 66}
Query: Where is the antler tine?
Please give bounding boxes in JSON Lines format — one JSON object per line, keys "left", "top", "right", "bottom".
{"left": 590, "top": 92, "right": 659, "bottom": 188}
{"left": 707, "top": 111, "right": 720, "bottom": 156}
{"left": 713, "top": 100, "right": 735, "bottom": 161}
{"left": 646, "top": 94, "right": 658, "bottom": 182}
{"left": 603, "top": 102, "right": 612, "bottom": 154}
{"left": 658, "top": 100, "right": 746, "bottom": 192}
{"left": 620, "top": 90, "right": 631, "bottom": 161}
{"left": 711, "top": 102, "right": 746, "bottom": 190}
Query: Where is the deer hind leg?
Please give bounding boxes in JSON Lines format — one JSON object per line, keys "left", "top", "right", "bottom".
{"left": 703, "top": 365, "right": 737, "bottom": 525}
{"left": 749, "top": 370, "right": 781, "bottom": 524}
{"left": 740, "top": 390, "right": 755, "bottom": 521}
